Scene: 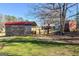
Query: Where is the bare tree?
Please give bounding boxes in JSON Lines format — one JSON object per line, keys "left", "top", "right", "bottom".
{"left": 34, "top": 3, "right": 71, "bottom": 35}
{"left": 34, "top": 3, "right": 62, "bottom": 34}
{"left": 18, "top": 17, "right": 24, "bottom": 21}
{"left": 58, "top": 3, "right": 67, "bottom": 34}
{"left": 5, "top": 15, "right": 17, "bottom": 22}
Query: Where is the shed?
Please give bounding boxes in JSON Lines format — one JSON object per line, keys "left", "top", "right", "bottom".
{"left": 5, "top": 21, "right": 32, "bottom": 36}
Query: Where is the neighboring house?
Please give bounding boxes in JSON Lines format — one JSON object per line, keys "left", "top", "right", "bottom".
{"left": 5, "top": 21, "right": 32, "bottom": 36}
{"left": 31, "top": 21, "right": 47, "bottom": 35}
{"left": 64, "top": 20, "right": 77, "bottom": 32}
{"left": 42, "top": 24, "right": 52, "bottom": 34}
{"left": 31, "top": 21, "right": 37, "bottom": 34}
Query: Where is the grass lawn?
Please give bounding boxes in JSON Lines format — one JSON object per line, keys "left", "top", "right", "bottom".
{"left": 0, "top": 36, "right": 79, "bottom": 56}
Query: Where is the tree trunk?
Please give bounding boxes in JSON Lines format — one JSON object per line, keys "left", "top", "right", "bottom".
{"left": 60, "top": 3, "right": 67, "bottom": 35}
{"left": 47, "top": 29, "right": 49, "bottom": 34}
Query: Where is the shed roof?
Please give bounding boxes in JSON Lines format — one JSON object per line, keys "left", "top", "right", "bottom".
{"left": 31, "top": 21, "right": 37, "bottom": 26}
{"left": 5, "top": 21, "right": 32, "bottom": 25}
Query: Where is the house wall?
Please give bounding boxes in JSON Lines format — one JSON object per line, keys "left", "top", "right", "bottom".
{"left": 24, "top": 25, "right": 32, "bottom": 35}
{"left": 5, "top": 25, "right": 32, "bottom": 36}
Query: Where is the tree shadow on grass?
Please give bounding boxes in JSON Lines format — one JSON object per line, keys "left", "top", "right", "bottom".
{"left": 1, "top": 37, "right": 79, "bottom": 47}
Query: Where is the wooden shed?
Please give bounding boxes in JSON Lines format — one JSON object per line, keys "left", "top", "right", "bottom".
{"left": 5, "top": 21, "right": 32, "bottom": 36}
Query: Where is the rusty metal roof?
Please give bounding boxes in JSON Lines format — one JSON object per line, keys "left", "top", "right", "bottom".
{"left": 5, "top": 21, "right": 32, "bottom": 25}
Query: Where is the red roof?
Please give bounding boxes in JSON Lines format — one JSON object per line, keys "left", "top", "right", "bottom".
{"left": 5, "top": 22, "right": 32, "bottom": 25}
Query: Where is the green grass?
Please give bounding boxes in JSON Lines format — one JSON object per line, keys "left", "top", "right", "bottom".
{"left": 0, "top": 36, "right": 79, "bottom": 56}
